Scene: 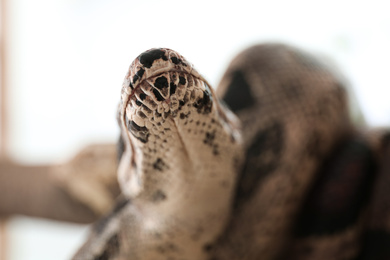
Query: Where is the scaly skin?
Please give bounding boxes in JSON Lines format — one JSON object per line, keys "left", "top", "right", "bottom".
{"left": 73, "top": 48, "right": 242, "bottom": 260}
{"left": 210, "top": 44, "right": 360, "bottom": 260}
{"left": 74, "top": 44, "right": 390, "bottom": 260}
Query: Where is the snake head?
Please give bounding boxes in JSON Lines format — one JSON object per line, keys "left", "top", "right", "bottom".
{"left": 119, "top": 48, "right": 201, "bottom": 142}
{"left": 117, "top": 48, "right": 242, "bottom": 200}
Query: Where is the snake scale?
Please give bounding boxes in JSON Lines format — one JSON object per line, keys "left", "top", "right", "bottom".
{"left": 73, "top": 44, "right": 390, "bottom": 260}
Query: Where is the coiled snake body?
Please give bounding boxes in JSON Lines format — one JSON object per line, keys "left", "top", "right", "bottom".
{"left": 73, "top": 44, "right": 390, "bottom": 259}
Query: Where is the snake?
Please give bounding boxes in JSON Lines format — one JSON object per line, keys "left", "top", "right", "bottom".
{"left": 72, "top": 44, "right": 390, "bottom": 260}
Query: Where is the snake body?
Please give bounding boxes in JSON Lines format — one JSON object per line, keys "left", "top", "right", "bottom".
{"left": 74, "top": 48, "right": 242, "bottom": 259}
{"left": 212, "top": 44, "right": 359, "bottom": 259}
{"left": 73, "top": 44, "right": 388, "bottom": 259}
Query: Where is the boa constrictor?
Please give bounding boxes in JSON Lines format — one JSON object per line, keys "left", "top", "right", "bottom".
{"left": 73, "top": 44, "right": 390, "bottom": 260}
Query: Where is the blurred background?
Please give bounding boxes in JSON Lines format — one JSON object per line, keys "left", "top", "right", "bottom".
{"left": 0, "top": 0, "right": 389, "bottom": 259}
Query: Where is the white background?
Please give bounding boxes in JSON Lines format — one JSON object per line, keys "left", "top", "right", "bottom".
{"left": 3, "top": 0, "right": 390, "bottom": 259}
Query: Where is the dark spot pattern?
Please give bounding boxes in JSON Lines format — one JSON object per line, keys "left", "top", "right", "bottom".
{"left": 203, "top": 130, "right": 219, "bottom": 156}
{"left": 294, "top": 137, "right": 376, "bottom": 237}
{"left": 142, "top": 104, "right": 152, "bottom": 114}
{"left": 140, "top": 93, "right": 146, "bottom": 101}
{"left": 135, "top": 99, "right": 142, "bottom": 106}
{"left": 155, "top": 242, "right": 179, "bottom": 254}
{"left": 139, "top": 49, "right": 167, "bottom": 68}
{"left": 132, "top": 68, "right": 145, "bottom": 84}
{"left": 153, "top": 89, "right": 165, "bottom": 101}
{"left": 170, "top": 56, "right": 186, "bottom": 65}
{"left": 170, "top": 83, "right": 177, "bottom": 96}
{"left": 203, "top": 243, "right": 214, "bottom": 252}
{"left": 233, "top": 122, "right": 284, "bottom": 208}
{"left": 152, "top": 190, "right": 167, "bottom": 202}
{"left": 94, "top": 234, "right": 120, "bottom": 260}
{"left": 163, "top": 112, "right": 169, "bottom": 120}
{"left": 203, "top": 131, "right": 216, "bottom": 146}
{"left": 193, "top": 84, "right": 213, "bottom": 114}
{"left": 179, "top": 76, "right": 186, "bottom": 85}
{"left": 154, "top": 76, "right": 168, "bottom": 90}
{"left": 179, "top": 113, "right": 189, "bottom": 120}
{"left": 153, "top": 158, "right": 168, "bottom": 171}
{"left": 171, "top": 57, "right": 179, "bottom": 64}
{"left": 127, "top": 120, "right": 149, "bottom": 143}
{"left": 222, "top": 70, "right": 256, "bottom": 113}
{"left": 137, "top": 111, "right": 146, "bottom": 119}
{"left": 154, "top": 112, "right": 162, "bottom": 119}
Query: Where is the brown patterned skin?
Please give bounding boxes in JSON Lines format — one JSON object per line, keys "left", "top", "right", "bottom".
{"left": 73, "top": 48, "right": 242, "bottom": 260}
{"left": 73, "top": 44, "right": 390, "bottom": 259}
{"left": 211, "top": 44, "right": 389, "bottom": 260}
{"left": 208, "top": 43, "right": 354, "bottom": 259}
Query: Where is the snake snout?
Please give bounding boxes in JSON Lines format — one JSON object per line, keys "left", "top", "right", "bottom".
{"left": 138, "top": 48, "right": 189, "bottom": 70}
{"left": 121, "top": 48, "right": 210, "bottom": 147}
{"left": 125, "top": 48, "right": 198, "bottom": 93}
